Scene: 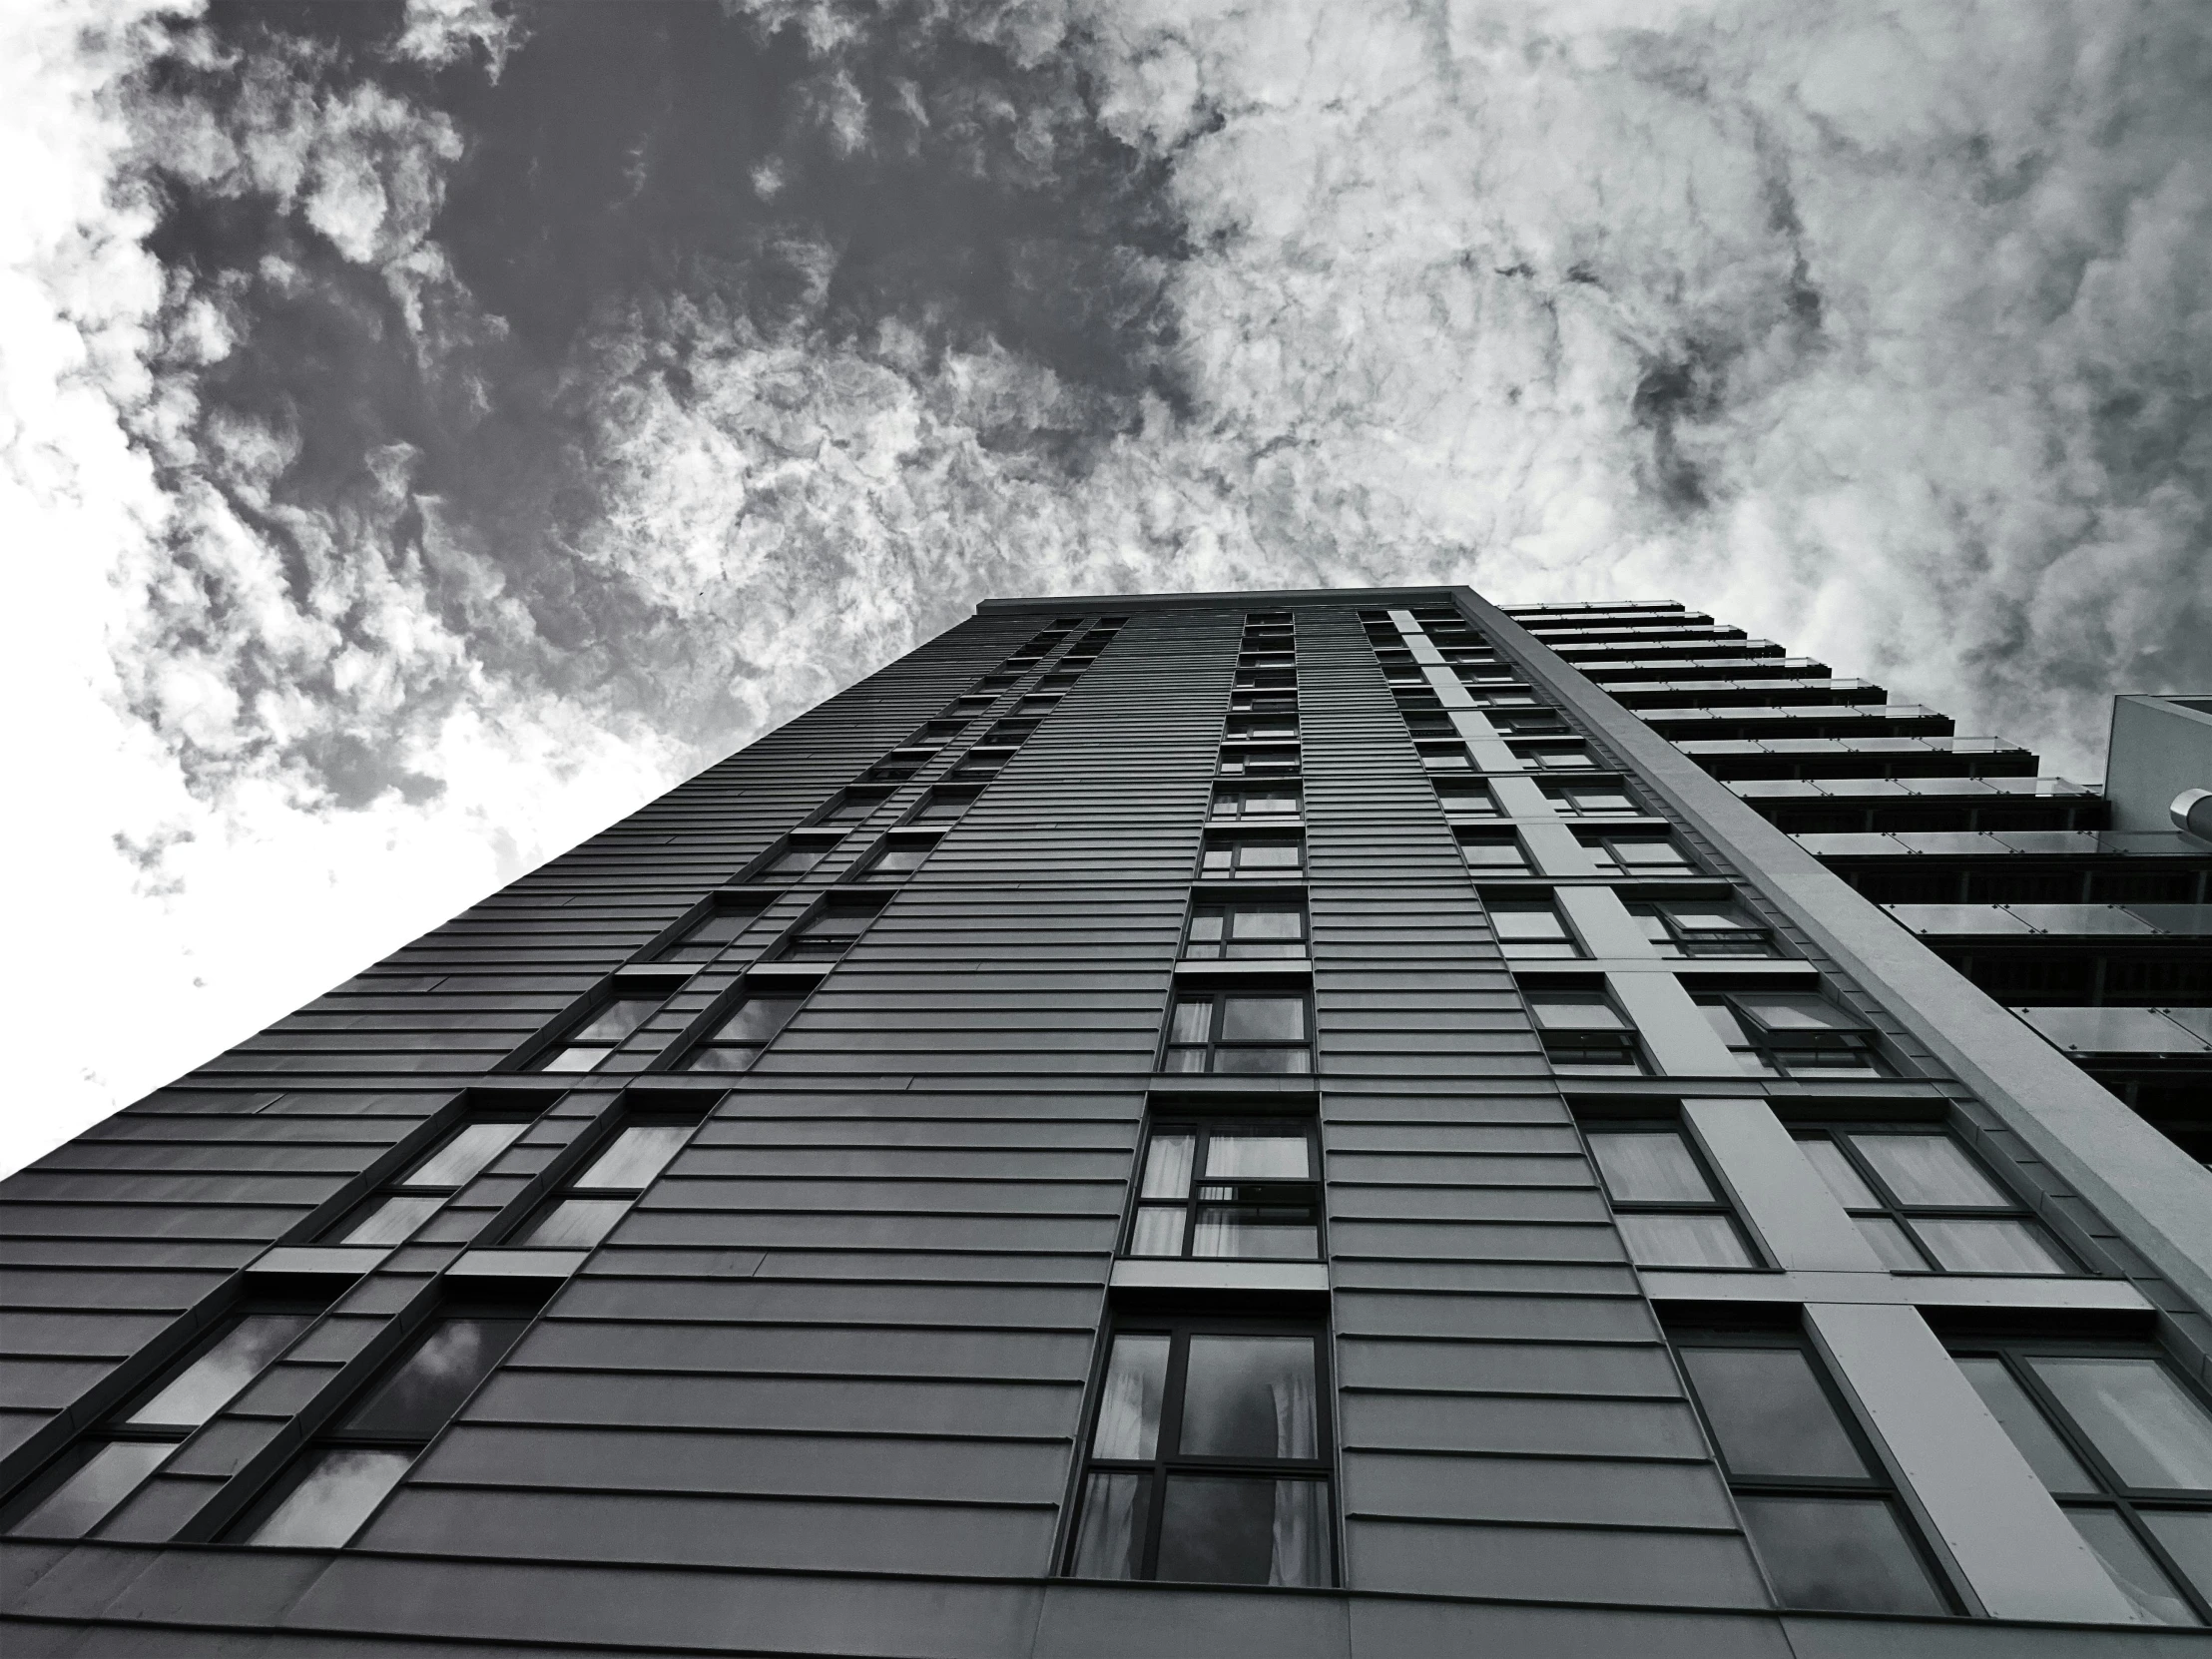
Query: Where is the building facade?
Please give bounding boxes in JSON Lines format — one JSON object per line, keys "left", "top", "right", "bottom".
{"left": 4, "top": 585, "right": 2210, "bottom": 1655}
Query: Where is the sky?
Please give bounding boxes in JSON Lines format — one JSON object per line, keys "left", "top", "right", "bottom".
{"left": 2, "top": 0, "right": 2207, "bottom": 1175}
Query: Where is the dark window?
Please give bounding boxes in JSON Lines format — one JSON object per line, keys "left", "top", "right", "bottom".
{"left": 1950, "top": 1343, "right": 2212, "bottom": 1624}
{"left": 777, "top": 896, "right": 885, "bottom": 960}
{"left": 1218, "top": 744, "right": 1300, "bottom": 778}
{"left": 1418, "top": 741, "right": 1471, "bottom": 771}
{"left": 1489, "top": 710, "right": 1571, "bottom": 737}
{"left": 1582, "top": 1124, "right": 1757, "bottom": 1269}
{"left": 759, "top": 831, "right": 844, "bottom": 879}
{"left": 509, "top": 1118, "right": 695, "bottom": 1250}
{"left": 1456, "top": 830, "right": 1530, "bottom": 875}
{"left": 1433, "top": 780, "right": 1496, "bottom": 816}
{"left": 1628, "top": 898, "right": 1779, "bottom": 958}
{"left": 1513, "top": 741, "right": 1597, "bottom": 770}
{"left": 865, "top": 760, "right": 920, "bottom": 784}
{"left": 4, "top": 1303, "right": 324, "bottom": 1539}
{"left": 1162, "top": 990, "right": 1312, "bottom": 1074}
{"left": 1544, "top": 780, "right": 1642, "bottom": 816}
{"left": 853, "top": 830, "right": 940, "bottom": 881}
{"left": 1673, "top": 1330, "right": 1950, "bottom": 1615}
{"left": 528, "top": 991, "right": 666, "bottom": 1074}
{"left": 1185, "top": 899, "right": 1307, "bottom": 960}
{"left": 973, "top": 673, "right": 1019, "bottom": 693}
{"left": 1226, "top": 714, "right": 1299, "bottom": 743}
{"left": 323, "top": 1119, "right": 529, "bottom": 1245}
{"left": 1200, "top": 832, "right": 1305, "bottom": 878}
{"left": 1486, "top": 897, "right": 1583, "bottom": 959}
{"left": 1067, "top": 1321, "right": 1333, "bottom": 1586}
{"left": 1580, "top": 830, "right": 1697, "bottom": 873}
{"left": 902, "top": 719, "right": 969, "bottom": 750}
{"left": 652, "top": 897, "right": 766, "bottom": 963}
{"left": 1526, "top": 990, "right": 1644, "bottom": 1074}
{"left": 679, "top": 980, "right": 816, "bottom": 1073}
{"left": 1125, "top": 1120, "right": 1320, "bottom": 1260}
{"left": 1792, "top": 1127, "right": 2073, "bottom": 1275}
{"left": 950, "top": 749, "right": 1011, "bottom": 781}
{"left": 232, "top": 1306, "right": 535, "bottom": 1548}
{"left": 818, "top": 788, "right": 891, "bottom": 825}
{"left": 1212, "top": 785, "right": 1301, "bottom": 821}
{"left": 1698, "top": 993, "right": 1889, "bottom": 1080}
{"left": 912, "top": 787, "right": 980, "bottom": 822}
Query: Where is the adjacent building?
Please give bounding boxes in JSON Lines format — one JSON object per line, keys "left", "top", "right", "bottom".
{"left": 4, "top": 585, "right": 2210, "bottom": 1655}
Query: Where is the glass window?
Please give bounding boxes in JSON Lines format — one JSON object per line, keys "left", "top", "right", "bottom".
{"left": 1418, "top": 741, "right": 1471, "bottom": 771}
{"left": 1200, "top": 833, "right": 1304, "bottom": 877}
{"left": 777, "top": 898, "right": 883, "bottom": 960}
{"left": 1515, "top": 742, "right": 1597, "bottom": 771}
{"left": 1674, "top": 1333, "right": 1949, "bottom": 1615}
{"left": 680, "top": 984, "right": 811, "bottom": 1072}
{"left": 1526, "top": 991, "right": 1644, "bottom": 1075}
{"left": 1125, "top": 1120, "right": 1320, "bottom": 1261}
{"left": 854, "top": 832, "right": 939, "bottom": 881}
{"left": 1582, "top": 831, "right": 1695, "bottom": 872}
{"left": 1161, "top": 992, "right": 1312, "bottom": 1075}
{"left": 651, "top": 900, "right": 764, "bottom": 963}
{"left": 1213, "top": 785, "right": 1301, "bottom": 820}
{"left": 1433, "top": 780, "right": 1495, "bottom": 816}
{"left": 1067, "top": 1322, "right": 1333, "bottom": 1587}
{"left": 761, "top": 832, "right": 843, "bottom": 878}
{"left": 1544, "top": 781, "right": 1641, "bottom": 816}
{"left": 1583, "top": 1126, "right": 1757, "bottom": 1270}
{"left": 913, "top": 788, "right": 980, "bottom": 822}
{"left": 820, "top": 788, "right": 891, "bottom": 824}
{"left": 1486, "top": 898, "right": 1583, "bottom": 959}
{"left": 529, "top": 993, "right": 664, "bottom": 1073}
{"left": 511, "top": 1118, "right": 698, "bottom": 1251}
{"left": 5, "top": 1300, "right": 328, "bottom": 1541}
{"left": 1792, "top": 1127, "right": 2071, "bottom": 1276}
{"left": 1697, "top": 994, "right": 1887, "bottom": 1080}
{"left": 1217, "top": 744, "right": 1300, "bottom": 778}
{"left": 1183, "top": 900, "right": 1307, "bottom": 960}
{"left": 1627, "top": 898, "right": 1779, "bottom": 958}
{"left": 325, "top": 1117, "right": 532, "bottom": 1246}
{"left": 1456, "top": 830, "right": 1530, "bottom": 874}
{"left": 236, "top": 1309, "right": 535, "bottom": 1549}
{"left": 1953, "top": 1344, "right": 2212, "bottom": 1623}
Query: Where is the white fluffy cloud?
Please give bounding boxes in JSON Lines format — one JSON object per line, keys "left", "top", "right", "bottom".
{"left": 1, "top": 0, "right": 2204, "bottom": 1175}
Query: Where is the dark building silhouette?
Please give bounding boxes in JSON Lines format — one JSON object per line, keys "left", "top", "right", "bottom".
{"left": 4, "top": 586, "right": 2210, "bottom": 1653}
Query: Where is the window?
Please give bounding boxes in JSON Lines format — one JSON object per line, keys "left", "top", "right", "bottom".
{"left": 1488, "top": 709, "right": 1571, "bottom": 737}
{"left": 322, "top": 1119, "right": 529, "bottom": 1245}
{"left": 652, "top": 896, "right": 766, "bottom": 963}
{"left": 865, "top": 760, "right": 920, "bottom": 784}
{"left": 1016, "top": 696, "right": 1060, "bottom": 716}
{"left": 1126, "top": 1120, "right": 1320, "bottom": 1260}
{"left": 1184, "top": 899, "right": 1307, "bottom": 960}
{"left": 1162, "top": 990, "right": 1312, "bottom": 1074}
{"left": 950, "top": 749, "right": 1010, "bottom": 780}
{"left": 1417, "top": 741, "right": 1470, "bottom": 771}
{"left": 757, "top": 830, "right": 844, "bottom": 879}
{"left": 1698, "top": 993, "right": 1889, "bottom": 1080}
{"left": 1067, "top": 1321, "right": 1332, "bottom": 1586}
{"left": 1525, "top": 990, "right": 1645, "bottom": 1074}
{"left": 943, "top": 695, "right": 996, "bottom": 715}
{"left": 973, "top": 673, "right": 1019, "bottom": 693}
{"left": 1515, "top": 741, "right": 1597, "bottom": 770}
{"left": 777, "top": 895, "right": 885, "bottom": 960}
{"left": 852, "top": 830, "right": 939, "bottom": 881}
{"left": 679, "top": 979, "right": 815, "bottom": 1072}
{"left": 528, "top": 989, "right": 668, "bottom": 1073}
{"left": 911, "top": 787, "right": 980, "bottom": 822}
{"left": 4, "top": 1302, "right": 323, "bottom": 1539}
{"left": 1200, "top": 833, "right": 1304, "bottom": 877}
{"left": 1225, "top": 714, "right": 1298, "bottom": 743}
{"left": 1628, "top": 898, "right": 1779, "bottom": 957}
{"left": 1673, "top": 1329, "right": 1950, "bottom": 1615}
{"left": 1218, "top": 744, "right": 1299, "bottom": 778}
{"left": 508, "top": 1118, "right": 694, "bottom": 1249}
{"left": 1582, "top": 1124, "right": 1758, "bottom": 1268}
{"left": 1456, "top": 830, "right": 1530, "bottom": 874}
{"left": 232, "top": 1304, "right": 536, "bottom": 1548}
{"left": 1580, "top": 831, "right": 1697, "bottom": 873}
{"left": 1433, "top": 780, "right": 1496, "bottom": 816}
{"left": 1486, "top": 897, "right": 1583, "bottom": 959}
{"left": 1950, "top": 1344, "right": 2212, "bottom": 1623}
{"left": 818, "top": 787, "right": 891, "bottom": 825}
{"left": 1212, "top": 785, "right": 1300, "bottom": 821}
{"left": 1792, "top": 1127, "right": 2072, "bottom": 1275}
{"left": 1543, "top": 780, "right": 1641, "bottom": 816}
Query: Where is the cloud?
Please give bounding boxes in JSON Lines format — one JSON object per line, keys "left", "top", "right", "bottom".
{"left": 3, "top": 0, "right": 2207, "bottom": 1171}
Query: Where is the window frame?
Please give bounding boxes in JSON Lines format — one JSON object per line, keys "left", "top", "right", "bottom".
{"left": 518, "top": 973, "right": 685, "bottom": 1075}
{"left": 1578, "top": 828, "right": 1699, "bottom": 874}
{"left": 1626, "top": 896, "right": 1781, "bottom": 958}
{"left": 1122, "top": 1116, "right": 1324, "bottom": 1263}
{"left": 1181, "top": 893, "right": 1310, "bottom": 961}
{"left": 1198, "top": 830, "right": 1306, "bottom": 879}
{"left": 1160, "top": 984, "right": 1315, "bottom": 1075}
{"left": 648, "top": 891, "right": 770, "bottom": 963}
{"left": 1217, "top": 742, "right": 1301, "bottom": 779}
{"left": 1065, "top": 1315, "right": 1337, "bottom": 1586}
{"left": 1576, "top": 1117, "right": 1762, "bottom": 1271}
{"left": 1790, "top": 1123, "right": 2076, "bottom": 1276}
{"left": 1670, "top": 1322, "right": 1959, "bottom": 1616}
{"left": 1943, "top": 1336, "right": 2212, "bottom": 1624}
{"left": 669, "top": 969, "right": 824, "bottom": 1074}
{"left": 1210, "top": 783, "right": 1303, "bottom": 822}
{"left": 500, "top": 1108, "right": 705, "bottom": 1251}
{"left": 1484, "top": 893, "right": 1587, "bottom": 960}
{"left": 319, "top": 1115, "right": 533, "bottom": 1246}
{"left": 748, "top": 829, "right": 848, "bottom": 882}
{"left": 1524, "top": 986, "right": 1648, "bottom": 1076}
{"left": 847, "top": 828, "right": 943, "bottom": 883}
{"left": 1697, "top": 992, "right": 1891, "bottom": 1081}
{"left": 773, "top": 892, "right": 890, "bottom": 961}
{"left": 1454, "top": 828, "right": 1532, "bottom": 875}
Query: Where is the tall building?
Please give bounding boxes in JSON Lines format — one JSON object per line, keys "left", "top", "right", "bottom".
{"left": 4, "top": 585, "right": 2210, "bottom": 1655}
